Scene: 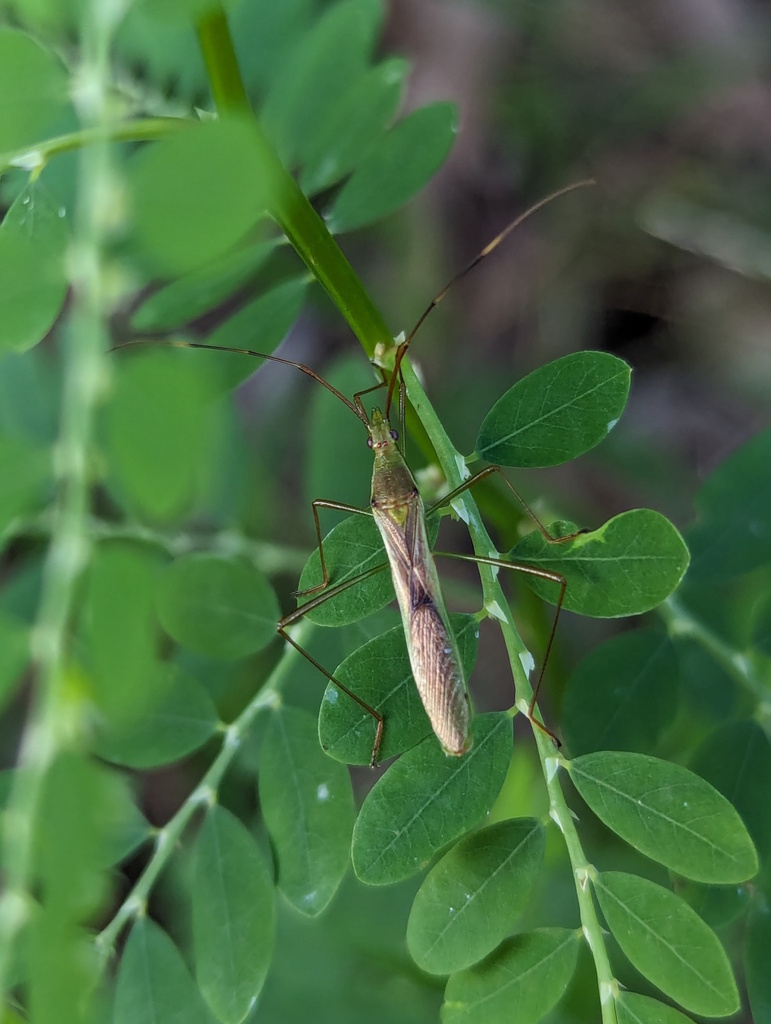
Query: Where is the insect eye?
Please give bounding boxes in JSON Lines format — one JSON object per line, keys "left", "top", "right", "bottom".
{"left": 367, "top": 437, "right": 373, "bottom": 449}
{"left": 390, "top": 429, "right": 399, "bottom": 440}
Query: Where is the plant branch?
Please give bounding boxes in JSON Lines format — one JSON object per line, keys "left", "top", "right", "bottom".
{"left": 402, "top": 359, "right": 618, "bottom": 1024}
{"left": 195, "top": 2, "right": 392, "bottom": 359}
{"left": 0, "top": 117, "right": 188, "bottom": 179}
{"left": 95, "top": 618, "right": 308, "bottom": 961}
{"left": 0, "top": 0, "right": 124, "bottom": 997}
{"left": 660, "top": 594, "right": 770, "bottom": 706}
{"left": 192, "top": 6, "right": 617, "bottom": 1017}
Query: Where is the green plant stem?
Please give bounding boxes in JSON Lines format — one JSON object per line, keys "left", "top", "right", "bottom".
{"left": 195, "top": 2, "right": 392, "bottom": 359}
{"left": 192, "top": 8, "right": 617, "bottom": 1016}
{"left": 1, "top": 511, "right": 309, "bottom": 578}
{"left": 95, "top": 618, "right": 308, "bottom": 961}
{"left": 402, "top": 360, "right": 619, "bottom": 1024}
{"left": 659, "top": 594, "right": 770, "bottom": 707}
{"left": 0, "top": 0, "right": 120, "bottom": 999}
{"left": 0, "top": 117, "right": 188, "bottom": 179}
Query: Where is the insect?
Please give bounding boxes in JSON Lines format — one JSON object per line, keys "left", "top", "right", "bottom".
{"left": 120, "top": 179, "right": 593, "bottom": 765}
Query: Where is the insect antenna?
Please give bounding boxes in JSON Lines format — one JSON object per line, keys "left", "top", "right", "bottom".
{"left": 384, "top": 177, "right": 596, "bottom": 417}
{"left": 112, "top": 338, "right": 371, "bottom": 427}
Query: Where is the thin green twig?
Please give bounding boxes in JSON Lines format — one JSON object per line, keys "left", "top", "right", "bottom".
{"left": 189, "top": 7, "right": 619, "bottom": 1019}
{"left": 0, "top": 117, "right": 188, "bottom": 180}
{"left": 0, "top": 0, "right": 123, "bottom": 998}
{"left": 95, "top": 619, "right": 307, "bottom": 961}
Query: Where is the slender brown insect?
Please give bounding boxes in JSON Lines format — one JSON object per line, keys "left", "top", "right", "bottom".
{"left": 118, "top": 179, "right": 594, "bottom": 764}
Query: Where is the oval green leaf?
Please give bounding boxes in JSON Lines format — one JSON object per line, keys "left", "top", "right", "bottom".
{"left": 114, "top": 918, "right": 214, "bottom": 1024}
{"left": 562, "top": 629, "right": 680, "bottom": 755}
{"left": 192, "top": 805, "right": 275, "bottom": 1024}
{"left": 319, "top": 613, "right": 479, "bottom": 764}
{"left": 261, "top": 0, "right": 381, "bottom": 166}
{"left": 407, "top": 817, "right": 545, "bottom": 975}
{"left": 475, "top": 352, "right": 631, "bottom": 467}
{"left": 570, "top": 751, "right": 758, "bottom": 883}
{"left": 130, "top": 241, "right": 275, "bottom": 332}
{"left": 0, "top": 181, "right": 69, "bottom": 355}
{"left": 84, "top": 542, "right": 161, "bottom": 721}
{"left": 258, "top": 706, "right": 354, "bottom": 915}
{"left": 509, "top": 509, "right": 690, "bottom": 617}
{"left": 157, "top": 553, "right": 279, "bottom": 659}
{"left": 352, "top": 712, "right": 512, "bottom": 886}
{"left": 105, "top": 349, "right": 220, "bottom": 522}
{"left": 300, "top": 56, "right": 407, "bottom": 195}
{"left": 128, "top": 118, "right": 269, "bottom": 274}
{"left": 297, "top": 513, "right": 392, "bottom": 627}
{"left": 442, "top": 928, "right": 580, "bottom": 1024}
{"left": 0, "top": 28, "right": 69, "bottom": 151}
{"left": 594, "top": 871, "right": 739, "bottom": 1017}
{"left": 329, "top": 102, "right": 457, "bottom": 233}
{"left": 616, "top": 991, "right": 696, "bottom": 1024}
{"left": 95, "top": 664, "right": 219, "bottom": 769}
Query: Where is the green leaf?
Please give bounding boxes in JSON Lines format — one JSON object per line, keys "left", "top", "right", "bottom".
{"left": 570, "top": 751, "right": 758, "bottom": 884}
{"left": 0, "top": 434, "right": 51, "bottom": 537}
{"left": 0, "top": 611, "right": 28, "bottom": 712}
{"left": 687, "top": 427, "right": 771, "bottom": 581}
{"left": 258, "top": 706, "right": 354, "bottom": 915}
{"left": 0, "top": 28, "right": 69, "bottom": 151}
{"left": 114, "top": 918, "right": 215, "bottom": 1024}
{"left": 157, "top": 553, "right": 279, "bottom": 660}
{"left": 298, "top": 507, "right": 442, "bottom": 628}
{"left": 106, "top": 789, "right": 151, "bottom": 867}
{"left": 96, "top": 664, "right": 219, "bottom": 769}
{"left": 509, "top": 509, "right": 690, "bottom": 617}
{"left": 562, "top": 630, "right": 680, "bottom": 755}
{"left": 28, "top": 915, "right": 98, "bottom": 1024}
{"left": 261, "top": 0, "right": 382, "bottom": 167}
{"left": 690, "top": 720, "right": 771, "bottom": 862}
{"left": 407, "top": 818, "right": 545, "bottom": 975}
{"left": 475, "top": 352, "right": 631, "bottom": 467}
{"left": 105, "top": 348, "right": 220, "bottom": 521}
{"left": 207, "top": 275, "right": 309, "bottom": 353}
{"left": 319, "top": 613, "right": 479, "bottom": 764}
{"left": 594, "top": 871, "right": 739, "bottom": 1017}
{"left": 300, "top": 57, "right": 408, "bottom": 195}
{"left": 616, "top": 991, "right": 696, "bottom": 1024}
{"left": 297, "top": 513, "right": 392, "bottom": 626}
{"left": 35, "top": 753, "right": 121, "bottom": 920}
{"left": 442, "top": 928, "right": 580, "bottom": 1024}
{"left": 352, "top": 712, "right": 511, "bottom": 885}
{"left": 84, "top": 542, "right": 161, "bottom": 721}
{"left": 0, "top": 181, "right": 69, "bottom": 354}
{"left": 128, "top": 118, "right": 269, "bottom": 274}
{"left": 192, "top": 806, "right": 275, "bottom": 1024}
{"left": 746, "top": 904, "right": 771, "bottom": 1024}
{"left": 130, "top": 242, "right": 275, "bottom": 332}
{"left": 329, "top": 102, "right": 457, "bottom": 232}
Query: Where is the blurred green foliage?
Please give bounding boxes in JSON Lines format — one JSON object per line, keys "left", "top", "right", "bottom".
{"left": 0, "top": 2, "right": 769, "bottom": 1023}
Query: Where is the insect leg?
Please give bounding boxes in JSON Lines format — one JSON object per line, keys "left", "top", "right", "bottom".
{"left": 293, "top": 501, "right": 372, "bottom": 598}
{"left": 280, "top": 561, "right": 390, "bottom": 766}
